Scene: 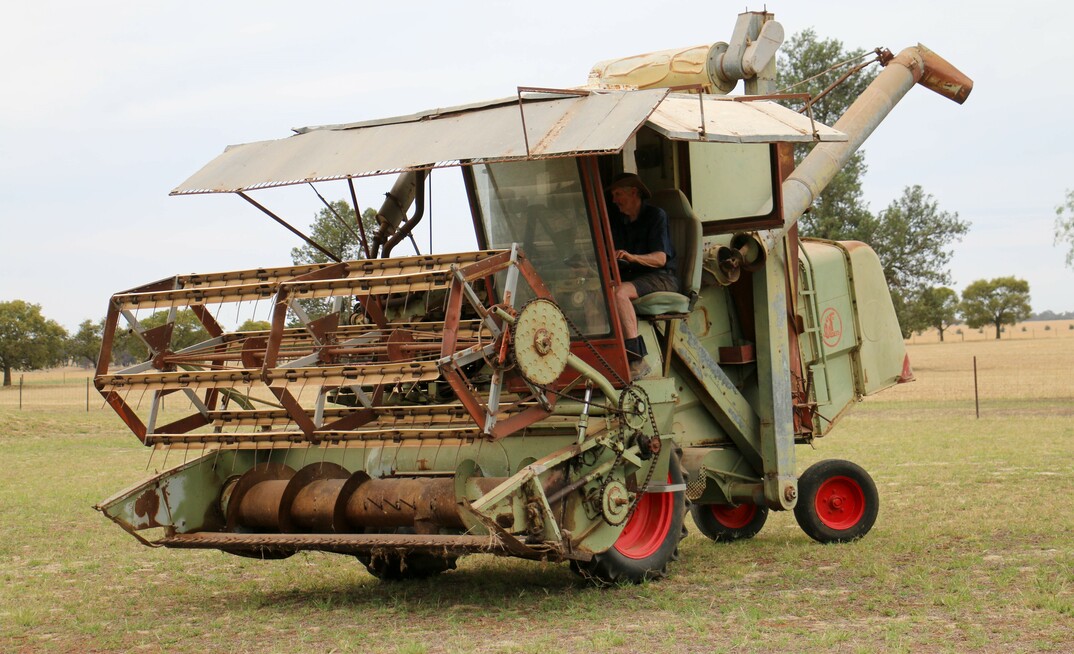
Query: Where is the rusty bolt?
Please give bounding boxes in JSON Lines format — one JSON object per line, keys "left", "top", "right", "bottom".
{"left": 784, "top": 485, "right": 797, "bottom": 502}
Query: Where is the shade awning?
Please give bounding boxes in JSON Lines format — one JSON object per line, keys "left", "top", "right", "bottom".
{"left": 647, "top": 93, "right": 847, "bottom": 143}
{"left": 171, "top": 89, "right": 846, "bottom": 196}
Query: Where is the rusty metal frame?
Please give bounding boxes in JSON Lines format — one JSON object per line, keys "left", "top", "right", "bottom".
{"left": 436, "top": 245, "right": 564, "bottom": 439}
{"left": 96, "top": 246, "right": 579, "bottom": 451}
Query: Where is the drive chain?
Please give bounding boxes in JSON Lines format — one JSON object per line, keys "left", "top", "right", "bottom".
{"left": 522, "top": 305, "right": 663, "bottom": 525}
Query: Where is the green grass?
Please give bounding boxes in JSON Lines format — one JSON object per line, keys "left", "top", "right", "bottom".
{"left": 2, "top": 401, "right": 1072, "bottom": 653}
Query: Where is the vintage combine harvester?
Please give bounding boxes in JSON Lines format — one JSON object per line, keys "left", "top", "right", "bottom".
{"left": 95, "top": 11, "right": 971, "bottom": 584}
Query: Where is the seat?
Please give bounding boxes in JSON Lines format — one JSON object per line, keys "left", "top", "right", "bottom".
{"left": 631, "top": 189, "right": 702, "bottom": 316}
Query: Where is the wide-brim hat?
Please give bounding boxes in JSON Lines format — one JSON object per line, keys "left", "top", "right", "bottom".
{"left": 605, "top": 173, "right": 651, "bottom": 200}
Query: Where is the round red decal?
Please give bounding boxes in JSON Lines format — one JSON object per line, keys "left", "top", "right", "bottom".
{"left": 821, "top": 307, "right": 843, "bottom": 348}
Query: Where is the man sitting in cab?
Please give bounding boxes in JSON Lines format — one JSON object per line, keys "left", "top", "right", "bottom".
{"left": 606, "top": 173, "right": 678, "bottom": 380}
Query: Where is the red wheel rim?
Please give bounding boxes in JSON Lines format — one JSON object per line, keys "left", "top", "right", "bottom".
{"left": 614, "top": 475, "right": 673, "bottom": 560}
{"left": 814, "top": 475, "right": 865, "bottom": 530}
{"left": 710, "top": 503, "right": 756, "bottom": 529}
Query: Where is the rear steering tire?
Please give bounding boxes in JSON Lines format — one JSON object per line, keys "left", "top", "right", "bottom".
{"left": 691, "top": 502, "right": 768, "bottom": 542}
{"left": 573, "top": 453, "right": 686, "bottom": 585}
{"left": 794, "top": 459, "right": 878, "bottom": 544}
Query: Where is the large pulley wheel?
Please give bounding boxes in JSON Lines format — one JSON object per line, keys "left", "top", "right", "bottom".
{"left": 691, "top": 502, "right": 769, "bottom": 542}
{"left": 794, "top": 459, "right": 879, "bottom": 544}
{"left": 572, "top": 451, "right": 686, "bottom": 585}
{"left": 512, "top": 298, "right": 571, "bottom": 386}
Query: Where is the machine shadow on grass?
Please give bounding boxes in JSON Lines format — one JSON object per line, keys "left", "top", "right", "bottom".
{"left": 246, "top": 557, "right": 591, "bottom": 611}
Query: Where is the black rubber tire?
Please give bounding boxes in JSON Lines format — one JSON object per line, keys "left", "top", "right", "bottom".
{"left": 691, "top": 502, "right": 768, "bottom": 542}
{"left": 360, "top": 547, "right": 457, "bottom": 579}
{"left": 356, "top": 526, "right": 459, "bottom": 581}
{"left": 357, "top": 550, "right": 458, "bottom": 581}
{"left": 572, "top": 452, "right": 686, "bottom": 585}
{"left": 794, "top": 459, "right": 879, "bottom": 544}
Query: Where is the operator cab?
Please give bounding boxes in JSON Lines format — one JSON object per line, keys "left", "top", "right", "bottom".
{"left": 465, "top": 125, "right": 787, "bottom": 385}
{"left": 170, "top": 88, "right": 842, "bottom": 387}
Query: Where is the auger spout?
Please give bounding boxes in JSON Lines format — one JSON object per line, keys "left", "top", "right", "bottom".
{"left": 778, "top": 45, "right": 973, "bottom": 238}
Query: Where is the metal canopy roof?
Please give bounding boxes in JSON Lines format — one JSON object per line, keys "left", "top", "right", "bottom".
{"left": 647, "top": 93, "right": 846, "bottom": 143}
{"left": 171, "top": 89, "right": 846, "bottom": 196}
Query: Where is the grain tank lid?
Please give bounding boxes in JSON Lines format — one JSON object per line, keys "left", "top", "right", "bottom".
{"left": 170, "top": 89, "right": 670, "bottom": 195}
{"left": 646, "top": 93, "right": 847, "bottom": 143}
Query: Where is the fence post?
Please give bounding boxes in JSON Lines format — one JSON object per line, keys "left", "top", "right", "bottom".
{"left": 973, "top": 356, "right": 980, "bottom": 419}
{"left": 19, "top": 374, "right": 23, "bottom": 410}
{"left": 86, "top": 377, "right": 90, "bottom": 412}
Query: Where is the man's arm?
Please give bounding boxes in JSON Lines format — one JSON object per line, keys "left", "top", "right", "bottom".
{"left": 615, "top": 250, "right": 667, "bottom": 268}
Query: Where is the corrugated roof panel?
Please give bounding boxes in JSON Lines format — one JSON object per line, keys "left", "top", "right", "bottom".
{"left": 646, "top": 94, "right": 847, "bottom": 143}
{"left": 171, "top": 89, "right": 669, "bottom": 195}
{"left": 172, "top": 89, "right": 846, "bottom": 196}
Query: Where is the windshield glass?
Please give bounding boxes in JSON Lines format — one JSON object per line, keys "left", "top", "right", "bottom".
{"left": 472, "top": 159, "right": 611, "bottom": 337}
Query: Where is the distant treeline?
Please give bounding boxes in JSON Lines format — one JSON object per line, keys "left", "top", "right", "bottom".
{"left": 1029, "top": 310, "right": 1074, "bottom": 321}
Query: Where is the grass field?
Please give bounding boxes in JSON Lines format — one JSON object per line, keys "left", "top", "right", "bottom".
{"left": 1, "top": 337, "right": 1072, "bottom": 653}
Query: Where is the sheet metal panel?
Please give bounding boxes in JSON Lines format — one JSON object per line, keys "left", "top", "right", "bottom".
{"left": 172, "top": 89, "right": 846, "bottom": 196}
{"left": 646, "top": 94, "right": 846, "bottom": 143}
{"left": 172, "top": 89, "right": 669, "bottom": 195}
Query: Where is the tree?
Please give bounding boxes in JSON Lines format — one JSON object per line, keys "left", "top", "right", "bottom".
{"left": 109, "top": 310, "right": 211, "bottom": 365}
{"left": 960, "top": 277, "right": 1032, "bottom": 340}
{"left": 868, "top": 186, "right": 970, "bottom": 295}
{"left": 140, "top": 310, "right": 210, "bottom": 352}
{"left": 908, "top": 287, "right": 960, "bottom": 342}
{"left": 291, "top": 201, "right": 377, "bottom": 266}
{"left": 777, "top": 33, "right": 971, "bottom": 334}
{"left": 237, "top": 319, "right": 271, "bottom": 332}
{"left": 0, "top": 300, "right": 68, "bottom": 386}
{"left": 1056, "top": 188, "right": 1074, "bottom": 268}
{"left": 290, "top": 201, "right": 378, "bottom": 319}
{"left": 67, "top": 319, "right": 103, "bottom": 367}
{"left": 821, "top": 185, "right": 968, "bottom": 334}
{"left": 778, "top": 29, "right": 879, "bottom": 240}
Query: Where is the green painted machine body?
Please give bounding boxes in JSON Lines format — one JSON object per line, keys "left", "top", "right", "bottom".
{"left": 94, "top": 11, "right": 968, "bottom": 583}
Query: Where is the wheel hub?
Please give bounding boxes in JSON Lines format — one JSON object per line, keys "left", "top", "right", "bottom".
{"left": 815, "top": 476, "right": 866, "bottom": 529}
{"left": 601, "top": 480, "right": 632, "bottom": 526}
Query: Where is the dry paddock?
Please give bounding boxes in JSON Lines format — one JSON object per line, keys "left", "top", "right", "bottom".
{"left": 0, "top": 331, "right": 1072, "bottom": 653}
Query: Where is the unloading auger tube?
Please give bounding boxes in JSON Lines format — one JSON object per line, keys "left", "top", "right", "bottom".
{"left": 775, "top": 45, "right": 972, "bottom": 247}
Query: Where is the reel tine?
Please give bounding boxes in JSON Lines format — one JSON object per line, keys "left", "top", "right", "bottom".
{"left": 145, "top": 443, "right": 157, "bottom": 472}
{"left": 134, "top": 385, "right": 148, "bottom": 411}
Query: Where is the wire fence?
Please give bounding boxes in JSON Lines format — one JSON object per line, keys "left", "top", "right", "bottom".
{"left": 0, "top": 373, "right": 99, "bottom": 411}
{"left": 0, "top": 370, "right": 343, "bottom": 413}
{"left": 4, "top": 334, "right": 1073, "bottom": 418}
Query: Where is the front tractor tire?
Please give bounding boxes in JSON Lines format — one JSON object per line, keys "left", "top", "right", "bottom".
{"left": 691, "top": 502, "right": 768, "bottom": 542}
{"left": 794, "top": 459, "right": 879, "bottom": 544}
{"left": 573, "top": 455, "right": 686, "bottom": 585}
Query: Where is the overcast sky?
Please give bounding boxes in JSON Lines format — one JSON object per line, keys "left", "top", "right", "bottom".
{"left": 3, "top": 0, "right": 1072, "bottom": 331}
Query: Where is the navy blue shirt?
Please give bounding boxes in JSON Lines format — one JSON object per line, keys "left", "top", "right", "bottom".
{"left": 610, "top": 202, "right": 677, "bottom": 282}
